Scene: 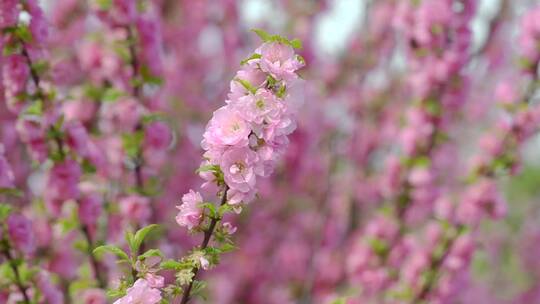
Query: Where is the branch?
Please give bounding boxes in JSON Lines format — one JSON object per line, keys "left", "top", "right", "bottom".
{"left": 1, "top": 247, "right": 31, "bottom": 304}
{"left": 180, "top": 185, "right": 229, "bottom": 304}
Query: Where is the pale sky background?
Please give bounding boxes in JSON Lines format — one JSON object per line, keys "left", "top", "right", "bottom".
{"left": 240, "top": 0, "right": 503, "bottom": 57}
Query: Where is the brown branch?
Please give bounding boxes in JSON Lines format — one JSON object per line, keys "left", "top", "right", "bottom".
{"left": 180, "top": 185, "right": 229, "bottom": 304}
{"left": 2, "top": 247, "right": 31, "bottom": 304}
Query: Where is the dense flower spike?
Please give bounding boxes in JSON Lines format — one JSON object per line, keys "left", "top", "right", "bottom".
{"left": 178, "top": 38, "right": 304, "bottom": 228}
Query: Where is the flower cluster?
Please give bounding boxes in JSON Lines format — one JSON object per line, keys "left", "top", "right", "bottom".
{"left": 176, "top": 35, "right": 304, "bottom": 229}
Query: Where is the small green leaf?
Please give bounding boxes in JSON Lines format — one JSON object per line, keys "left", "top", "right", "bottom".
{"left": 251, "top": 28, "right": 272, "bottom": 41}
{"left": 240, "top": 53, "right": 262, "bottom": 65}
{"left": 15, "top": 26, "right": 33, "bottom": 43}
{"left": 218, "top": 204, "right": 234, "bottom": 216}
{"left": 138, "top": 249, "right": 164, "bottom": 260}
{"left": 32, "top": 61, "right": 49, "bottom": 76}
{"left": 102, "top": 88, "right": 125, "bottom": 103}
{"left": 0, "top": 204, "right": 12, "bottom": 220}
{"left": 200, "top": 203, "right": 217, "bottom": 219}
{"left": 331, "top": 298, "right": 347, "bottom": 304}
{"left": 131, "top": 224, "right": 159, "bottom": 254}
{"left": 290, "top": 38, "right": 302, "bottom": 49}
{"left": 96, "top": 0, "right": 113, "bottom": 9}
{"left": 160, "top": 259, "right": 184, "bottom": 270}
{"left": 220, "top": 243, "right": 236, "bottom": 253}
{"left": 93, "top": 245, "right": 129, "bottom": 261}
{"left": 197, "top": 164, "right": 217, "bottom": 173}
{"left": 0, "top": 188, "right": 23, "bottom": 198}
{"left": 234, "top": 78, "right": 257, "bottom": 94}
{"left": 140, "top": 65, "right": 164, "bottom": 86}
{"left": 81, "top": 159, "right": 97, "bottom": 174}
{"left": 24, "top": 100, "right": 43, "bottom": 116}
{"left": 3, "top": 43, "right": 21, "bottom": 56}
{"left": 276, "top": 85, "right": 287, "bottom": 98}
{"left": 122, "top": 131, "right": 144, "bottom": 159}
{"left": 142, "top": 113, "right": 166, "bottom": 124}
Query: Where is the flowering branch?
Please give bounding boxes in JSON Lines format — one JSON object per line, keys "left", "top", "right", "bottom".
{"left": 1, "top": 246, "right": 31, "bottom": 304}
{"left": 180, "top": 185, "right": 229, "bottom": 304}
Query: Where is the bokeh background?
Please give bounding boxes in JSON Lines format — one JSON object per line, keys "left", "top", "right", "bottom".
{"left": 3, "top": 0, "right": 540, "bottom": 303}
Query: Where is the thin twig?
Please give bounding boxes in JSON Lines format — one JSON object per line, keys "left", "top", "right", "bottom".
{"left": 2, "top": 247, "right": 31, "bottom": 304}
{"left": 180, "top": 185, "right": 229, "bottom": 304}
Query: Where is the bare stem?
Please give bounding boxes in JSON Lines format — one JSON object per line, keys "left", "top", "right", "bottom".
{"left": 81, "top": 224, "right": 106, "bottom": 288}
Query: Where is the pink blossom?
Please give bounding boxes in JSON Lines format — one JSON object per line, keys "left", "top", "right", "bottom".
{"left": 16, "top": 119, "right": 48, "bottom": 161}
{"left": 65, "top": 121, "right": 90, "bottom": 157}
{"left": 175, "top": 190, "right": 203, "bottom": 230}
{"left": 119, "top": 195, "right": 151, "bottom": 223}
{"left": 145, "top": 273, "right": 165, "bottom": 288}
{"left": 258, "top": 42, "right": 303, "bottom": 82}
{"left": 81, "top": 289, "right": 107, "bottom": 304}
{"left": 27, "top": 0, "right": 49, "bottom": 45}
{"left": 495, "top": 81, "right": 519, "bottom": 105}
{"left": 45, "top": 159, "right": 81, "bottom": 214}
{"left": 0, "top": 152, "right": 15, "bottom": 188}
{"left": 136, "top": 16, "right": 163, "bottom": 77}
{"left": 0, "top": 0, "right": 19, "bottom": 28}
{"left": 63, "top": 100, "right": 97, "bottom": 123}
{"left": 144, "top": 121, "right": 172, "bottom": 151}
{"left": 2, "top": 55, "right": 29, "bottom": 114}
{"left": 228, "top": 64, "right": 267, "bottom": 101}
{"left": 233, "top": 88, "right": 282, "bottom": 125}
{"left": 78, "top": 194, "right": 103, "bottom": 226}
{"left": 113, "top": 279, "right": 161, "bottom": 304}
{"left": 36, "top": 272, "right": 64, "bottom": 304}
{"left": 100, "top": 97, "right": 145, "bottom": 133}
{"left": 200, "top": 256, "right": 210, "bottom": 270}
{"left": 220, "top": 147, "right": 258, "bottom": 194}
{"left": 202, "top": 105, "right": 251, "bottom": 152}
{"left": 7, "top": 214, "right": 35, "bottom": 255}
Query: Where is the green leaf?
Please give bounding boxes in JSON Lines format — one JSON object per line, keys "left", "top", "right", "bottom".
{"left": 240, "top": 53, "right": 262, "bottom": 65}
{"left": 0, "top": 188, "right": 23, "bottom": 198}
{"left": 220, "top": 243, "right": 236, "bottom": 253}
{"left": 131, "top": 224, "right": 159, "bottom": 254}
{"left": 276, "top": 84, "right": 287, "bottom": 99}
{"left": 24, "top": 100, "right": 43, "bottom": 116}
{"left": 251, "top": 29, "right": 303, "bottom": 49}
{"left": 3, "top": 42, "right": 21, "bottom": 56}
{"left": 218, "top": 204, "right": 234, "bottom": 217}
{"left": 290, "top": 38, "right": 302, "bottom": 49}
{"left": 234, "top": 78, "right": 257, "bottom": 94}
{"left": 160, "top": 259, "right": 184, "bottom": 270}
{"left": 125, "top": 230, "right": 135, "bottom": 253}
{"left": 122, "top": 131, "right": 144, "bottom": 159}
{"left": 140, "top": 65, "right": 164, "bottom": 86}
{"left": 191, "top": 280, "right": 207, "bottom": 299}
{"left": 251, "top": 28, "right": 272, "bottom": 41}
{"left": 331, "top": 298, "right": 347, "bottom": 304}
{"left": 15, "top": 26, "right": 33, "bottom": 43}
{"left": 102, "top": 87, "right": 125, "bottom": 103}
{"left": 0, "top": 263, "right": 15, "bottom": 282}
{"left": 96, "top": 0, "right": 113, "bottom": 9}
{"left": 138, "top": 249, "right": 164, "bottom": 260}
{"left": 200, "top": 203, "right": 217, "bottom": 219}
{"left": 0, "top": 204, "right": 12, "bottom": 220}
{"left": 32, "top": 61, "right": 49, "bottom": 76}
{"left": 142, "top": 113, "right": 166, "bottom": 124}
{"left": 93, "top": 245, "right": 129, "bottom": 261}
{"left": 81, "top": 159, "right": 97, "bottom": 174}
{"left": 196, "top": 164, "right": 220, "bottom": 174}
